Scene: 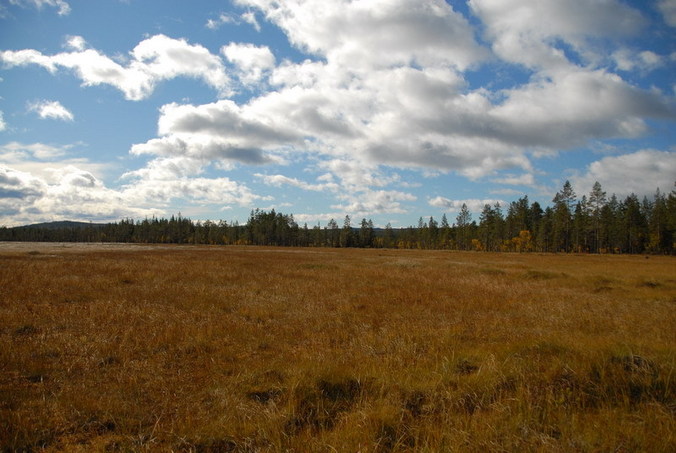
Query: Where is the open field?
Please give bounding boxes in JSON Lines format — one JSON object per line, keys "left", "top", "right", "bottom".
{"left": 1, "top": 243, "right": 674, "bottom": 452}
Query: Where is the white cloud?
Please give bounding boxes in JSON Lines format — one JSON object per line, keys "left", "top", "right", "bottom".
{"left": 241, "top": 11, "right": 261, "bottom": 31}
{"left": 206, "top": 11, "right": 260, "bottom": 31}
{"left": 5, "top": 1, "right": 671, "bottom": 190}
{"left": 0, "top": 163, "right": 155, "bottom": 226}
{"left": 468, "top": 0, "right": 646, "bottom": 71}
{"left": 255, "top": 160, "right": 418, "bottom": 216}
{"left": 28, "top": 100, "right": 74, "bottom": 121}
{"left": 612, "top": 48, "right": 665, "bottom": 72}
{"left": 123, "top": 0, "right": 673, "bottom": 210}
{"left": 0, "top": 34, "right": 231, "bottom": 100}
{"left": 658, "top": 0, "right": 676, "bottom": 27}
{"left": 332, "top": 189, "right": 417, "bottom": 215}
{"left": 292, "top": 212, "right": 346, "bottom": 225}
{"left": 0, "top": 142, "right": 110, "bottom": 188}
{"left": 492, "top": 173, "right": 535, "bottom": 186}
{"left": 488, "top": 69, "right": 673, "bottom": 148}
{"left": 130, "top": 100, "right": 298, "bottom": 163}
{"left": 0, "top": 165, "right": 44, "bottom": 203}
{"left": 120, "top": 156, "right": 266, "bottom": 208}
{"left": 0, "top": 49, "right": 58, "bottom": 71}
{"left": 639, "top": 50, "right": 664, "bottom": 67}
{"left": 237, "top": 0, "right": 487, "bottom": 70}
{"left": 9, "top": 0, "right": 70, "bottom": 16}
{"left": 125, "top": 0, "right": 674, "bottom": 199}
{"left": 121, "top": 156, "right": 204, "bottom": 181}
{"left": 222, "top": 43, "right": 275, "bottom": 85}
{"left": 254, "top": 173, "right": 339, "bottom": 192}
{"left": 0, "top": 111, "right": 6, "bottom": 131}
{"left": 0, "top": 141, "right": 70, "bottom": 163}
{"left": 64, "top": 35, "right": 86, "bottom": 51}
{"left": 570, "top": 149, "right": 676, "bottom": 198}
{"left": 5, "top": 1, "right": 673, "bottom": 221}
{"left": 0, "top": 148, "right": 267, "bottom": 225}
{"left": 122, "top": 174, "right": 262, "bottom": 208}
{"left": 319, "top": 159, "right": 401, "bottom": 191}
{"left": 428, "top": 196, "right": 504, "bottom": 214}
{"left": 206, "top": 13, "right": 237, "bottom": 30}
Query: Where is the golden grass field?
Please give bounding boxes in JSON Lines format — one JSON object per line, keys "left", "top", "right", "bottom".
{"left": 1, "top": 243, "right": 674, "bottom": 452}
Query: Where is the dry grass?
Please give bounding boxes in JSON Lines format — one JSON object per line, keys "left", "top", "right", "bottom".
{"left": 1, "top": 243, "right": 674, "bottom": 452}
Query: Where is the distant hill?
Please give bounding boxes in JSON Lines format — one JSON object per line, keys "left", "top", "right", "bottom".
{"left": 16, "top": 221, "right": 107, "bottom": 230}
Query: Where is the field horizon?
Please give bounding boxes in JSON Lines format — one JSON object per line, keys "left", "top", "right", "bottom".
{"left": 1, "top": 243, "right": 674, "bottom": 452}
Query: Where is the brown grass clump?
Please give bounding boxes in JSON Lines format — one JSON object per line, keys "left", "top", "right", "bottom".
{"left": 0, "top": 243, "right": 674, "bottom": 451}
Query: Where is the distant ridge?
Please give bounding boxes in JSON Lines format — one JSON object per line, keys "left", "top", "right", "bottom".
{"left": 17, "top": 221, "right": 106, "bottom": 230}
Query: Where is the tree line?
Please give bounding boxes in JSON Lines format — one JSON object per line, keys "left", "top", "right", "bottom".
{"left": 1, "top": 181, "right": 674, "bottom": 254}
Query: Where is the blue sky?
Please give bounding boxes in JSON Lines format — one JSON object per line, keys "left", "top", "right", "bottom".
{"left": 1, "top": 0, "right": 674, "bottom": 227}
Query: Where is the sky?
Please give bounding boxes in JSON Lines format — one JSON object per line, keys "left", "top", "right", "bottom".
{"left": 0, "top": 0, "right": 675, "bottom": 228}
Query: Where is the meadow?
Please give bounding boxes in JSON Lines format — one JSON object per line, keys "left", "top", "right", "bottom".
{"left": 0, "top": 243, "right": 674, "bottom": 452}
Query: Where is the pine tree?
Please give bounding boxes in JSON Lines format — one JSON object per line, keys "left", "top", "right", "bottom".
{"left": 456, "top": 204, "right": 472, "bottom": 251}
{"left": 359, "top": 218, "right": 374, "bottom": 247}
{"left": 439, "top": 214, "right": 451, "bottom": 249}
{"left": 588, "top": 181, "right": 607, "bottom": 253}
{"left": 340, "top": 215, "right": 353, "bottom": 247}
{"left": 552, "top": 180, "right": 576, "bottom": 252}
{"left": 383, "top": 222, "right": 395, "bottom": 248}
{"left": 623, "top": 194, "right": 646, "bottom": 253}
{"left": 572, "top": 196, "right": 590, "bottom": 252}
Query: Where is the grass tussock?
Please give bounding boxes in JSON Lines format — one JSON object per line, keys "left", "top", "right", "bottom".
{"left": 0, "top": 244, "right": 674, "bottom": 451}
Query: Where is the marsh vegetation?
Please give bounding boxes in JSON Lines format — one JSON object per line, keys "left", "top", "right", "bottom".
{"left": 1, "top": 244, "right": 674, "bottom": 451}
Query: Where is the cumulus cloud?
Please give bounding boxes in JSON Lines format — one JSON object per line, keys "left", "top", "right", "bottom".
{"left": 658, "top": 0, "right": 676, "bottom": 27}
{"left": 130, "top": 100, "right": 298, "bottom": 164}
{"left": 487, "top": 69, "right": 673, "bottom": 148}
{"left": 0, "top": 143, "right": 129, "bottom": 225}
{"left": 0, "top": 34, "right": 230, "bottom": 100}
{"left": 428, "top": 196, "right": 504, "bottom": 214}
{"left": 108, "top": 0, "right": 674, "bottom": 223}
{"left": 28, "top": 100, "right": 74, "bottom": 121}
{"left": 237, "top": 0, "right": 487, "bottom": 70}
{"left": 492, "top": 173, "right": 535, "bottom": 186}
{"left": 612, "top": 48, "right": 665, "bottom": 72}
{"left": 3, "top": 0, "right": 674, "bottom": 222}
{"left": 0, "top": 150, "right": 267, "bottom": 225}
{"left": 128, "top": 0, "right": 672, "bottom": 190}
{"left": 6, "top": 1, "right": 672, "bottom": 186}
{"left": 319, "top": 159, "right": 402, "bottom": 190}
{"left": 254, "top": 173, "right": 339, "bottom": 192}
{"left": 468, "top": 0, "right": 646, "bottom": 71}
{"left": 119, "top": 156, "right": 266, "bottom": 208}
{"left": 570, "top": 149, "right": 676, "bottom": 197}
{"left": 222, "top": 43, "right": 275, "bottom": 85}
{"left": 241, "top": 11, "right": 261, "bottom": 31}
{"left": 332, "top": 189, "right": 417, "bottom": 215}
{"left": 206, "top": 13, "right": 237, "bottom": 30}
{"left": 0, "top": 165, "right": 44, "bottom": 203}
{"left": 64, "top": 35, "right": 86, "bottom": 51}
{"left": 123, "top": 173, "right": 263, "bottom": 208}
{"left": 0, "top": 142, "right": 111, "bottom": 184}
{"left": 206, "top": 11, "right": 260, "bottom": 31}
{"left": 0, "top": 163, "right": 155, "bottom": 226}
{"left": 9, "top": 0, "right": 70, "bottom": 16}
{"left": 0, "top": 141, "right": 70, "bottom": 162}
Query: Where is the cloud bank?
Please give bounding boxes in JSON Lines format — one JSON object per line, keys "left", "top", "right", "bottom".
{"left": 1, "top": 0, "right": 674, "bottom": 225}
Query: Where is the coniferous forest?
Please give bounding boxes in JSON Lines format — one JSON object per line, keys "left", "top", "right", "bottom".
{"left": 2, "top": 181, "right": 675, "bottom": 254}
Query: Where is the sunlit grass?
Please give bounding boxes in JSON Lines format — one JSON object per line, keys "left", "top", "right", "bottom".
{"left": 1, "top": 244, "right": 674, "bottom": 451}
